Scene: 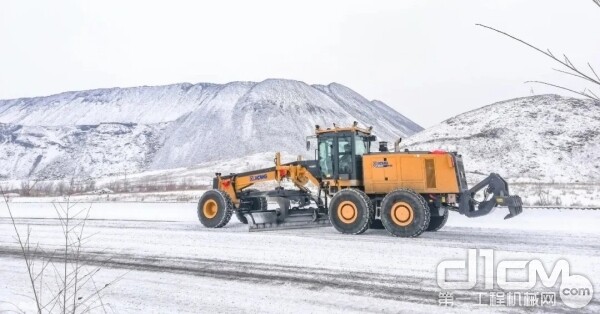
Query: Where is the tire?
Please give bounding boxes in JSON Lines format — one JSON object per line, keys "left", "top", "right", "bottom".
{"left": 198, "top": 189, "right": 234, "bottom": 228}
{"left": 426, "top": 208, "right": 449, "bottom": 232}
{"left": 235, "top": 212, "right": 249, "bottom": 224}
{"left": 237, "top": 189, "right": 267, "bottom": 224}
{"left": 328, "top": 189, "right": 373, "bottom": 235}
{"left": 380, "top": 189, "right": 430, "bottom": 237}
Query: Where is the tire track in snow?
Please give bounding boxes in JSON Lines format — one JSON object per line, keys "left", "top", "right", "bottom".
{"left": 0, "top": 245, "right": 585, "bottom": 313}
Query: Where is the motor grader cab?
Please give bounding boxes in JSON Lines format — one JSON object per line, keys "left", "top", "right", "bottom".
{"left": 312, "top": 124, "right": 374, "bottom": 188}
{"left": 198, "top": 123, "right": 522, "bottom": 237}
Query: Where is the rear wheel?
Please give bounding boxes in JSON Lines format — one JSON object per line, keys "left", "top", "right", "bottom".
{"left": 328, "top": 189, "right": 373, "bottom": 235}
{"left": 198, "top": 189, "right": 234, "bottom": 228}
{"left": 426, "top": 208, "right": 449, "bottom": 231}
{"left": 380, "top": 189, "right": 430, "bottom": 237}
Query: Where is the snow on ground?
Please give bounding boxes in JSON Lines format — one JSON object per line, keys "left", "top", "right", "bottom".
{"left": 9, "top": 190, "right": 205, "bottom": 204}
{"left": 510, "top": 183, "right": 600, "bottom": 207}
{"left": 0, "top": 201, "right": 599, "bottom": 313}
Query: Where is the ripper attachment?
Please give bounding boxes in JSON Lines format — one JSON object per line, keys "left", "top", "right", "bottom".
{"left": 458, "top": 173, "right": 523, "bottom": 220}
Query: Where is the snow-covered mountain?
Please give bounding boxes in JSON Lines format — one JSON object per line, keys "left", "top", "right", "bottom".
{"left": 0, "top": 123, "right": 167, "bottom": 180}
{"left": 402, "top": 95, "right": 600, "bottom": 183}
{"left": 0, "top": 79, "right": 422, "bottom": 180}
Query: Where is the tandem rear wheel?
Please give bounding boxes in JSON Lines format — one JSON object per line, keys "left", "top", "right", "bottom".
{"left": 380, "top": 189, "right": 431, "bottom": 237}
{"left": 426, "top": 207, "right": 449, "bottom": 232}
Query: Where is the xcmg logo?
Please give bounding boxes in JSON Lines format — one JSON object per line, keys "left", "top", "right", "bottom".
{"left": 249, "top": 174, "right": 268, "bottom": 182}
{"left": 437, "top": 249, "right": 593, "bottom": 309}
{"left": 372, "top": 161, "right": 390, "bottom": 168}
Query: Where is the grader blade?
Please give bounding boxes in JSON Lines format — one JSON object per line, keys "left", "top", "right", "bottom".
{"left": 248, "top": 216, "right": 331, "bottom": 232}
{"left": 245, "top": 209, "right": 330, "bottom": 232}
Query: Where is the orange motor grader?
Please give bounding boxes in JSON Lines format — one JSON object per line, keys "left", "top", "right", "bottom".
{"left": 197, "top": 123, "right": 522, "bottom": 237}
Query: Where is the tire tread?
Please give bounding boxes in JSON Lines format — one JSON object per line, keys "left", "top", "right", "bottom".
{"left": 381, "top": 188, "right": 430, "bottom": 238}
{"left": 198, "top": 189, "right": 234, "bottom": 228}
{"left": 329, "top": 188, "right": 374, "bottom": 235}
{"left": 427, "top": 208, "right": 449, "bottom": 232}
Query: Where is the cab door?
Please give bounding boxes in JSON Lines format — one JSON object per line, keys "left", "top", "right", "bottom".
{"left": 318, "top": 137, "right": 334, "bottom": 179}
{"left": 335, "top": 135, "right": 354, "bottom": 180}
{"left": 318, "top": 133, "right": 361, "bottom": 182}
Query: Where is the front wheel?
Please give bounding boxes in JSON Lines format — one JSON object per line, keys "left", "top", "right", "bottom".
{"left": 380, "top": 189, "right": 430, "bottom": 237}
{"left": 328, "top": 189, "right": 374, "bottom": 235}
{"left": 198, "top": 189, "right": 234, "bottom": 228}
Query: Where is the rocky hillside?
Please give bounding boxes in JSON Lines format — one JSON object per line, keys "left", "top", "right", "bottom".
{"left": 0, "top": 79, "right": 422, "bottom": 180}
{"left": 402, "top": 95, "right": 600, "bottom": 183}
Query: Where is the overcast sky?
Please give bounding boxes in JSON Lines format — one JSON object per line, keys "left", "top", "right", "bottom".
{"left": 1, "top": 0, "right": 598, "bottom": 127}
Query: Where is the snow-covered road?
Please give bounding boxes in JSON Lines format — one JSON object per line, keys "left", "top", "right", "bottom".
{"left": 1, "top": 202, "right": 599, "bottom": 313}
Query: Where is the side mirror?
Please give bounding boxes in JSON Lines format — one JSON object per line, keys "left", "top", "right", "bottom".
{"left": 306, "top": 140, "right": 311, "bottom": 151}
{"left": 367, "top": 135, "right": 377, "bottom": 142}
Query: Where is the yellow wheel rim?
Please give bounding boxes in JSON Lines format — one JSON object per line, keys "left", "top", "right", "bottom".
{"left": 203, "top": 199, "right": 218, "bottom": 219}
{"left": 337, "top": 201, "right": 358, "bottom": 224}
{"left": 391, "top": 202, "right": 414, "bottom": 227}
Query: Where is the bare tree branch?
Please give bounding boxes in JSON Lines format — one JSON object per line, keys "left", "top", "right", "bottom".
{"left": 0, "top": 187, "right": 42, "bottom": 313}
{"left": 476, "top": 24, "right": 600, "bottom": 86}
{"left": 477, "top": 23, "right": 600, "bottom": 102}
{"left": 552, "top": 68, "right": 589, "bottom": 80}
{"left": 3, "top": 181, "right": 122, "bottom": 313}
{"left": 589, "top": 63, "right": 600, "bottom": 82}
{"left": 72, "top": 205, "right": 91, "bottom": 313}
{"left": 526, "top": 81, "right": 599, "bottom": 101}
{"left": 594, "top": 0, "right": 600, "bottom": 8}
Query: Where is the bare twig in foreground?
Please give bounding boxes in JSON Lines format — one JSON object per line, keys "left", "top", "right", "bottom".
{"left": 476, "top": 23, "right": 600, "bottom": 101}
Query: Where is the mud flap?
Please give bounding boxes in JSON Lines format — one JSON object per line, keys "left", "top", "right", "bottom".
{"left": 458, "top": 173, "right": 523, "bottom": 220}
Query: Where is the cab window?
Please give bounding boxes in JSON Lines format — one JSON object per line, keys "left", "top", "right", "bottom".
{"left": 318, "top": 138, "right": 334, "bottom": 178}
{"left": 338, "top": 136, "right": 352, "bottom": 174}
{"left": 355, "top": 136, "right": 368, "bottom": 155}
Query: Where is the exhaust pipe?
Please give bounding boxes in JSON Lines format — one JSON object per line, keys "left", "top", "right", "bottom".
{"left": 394, "top": 138, "right": 402, "bottom": 152}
